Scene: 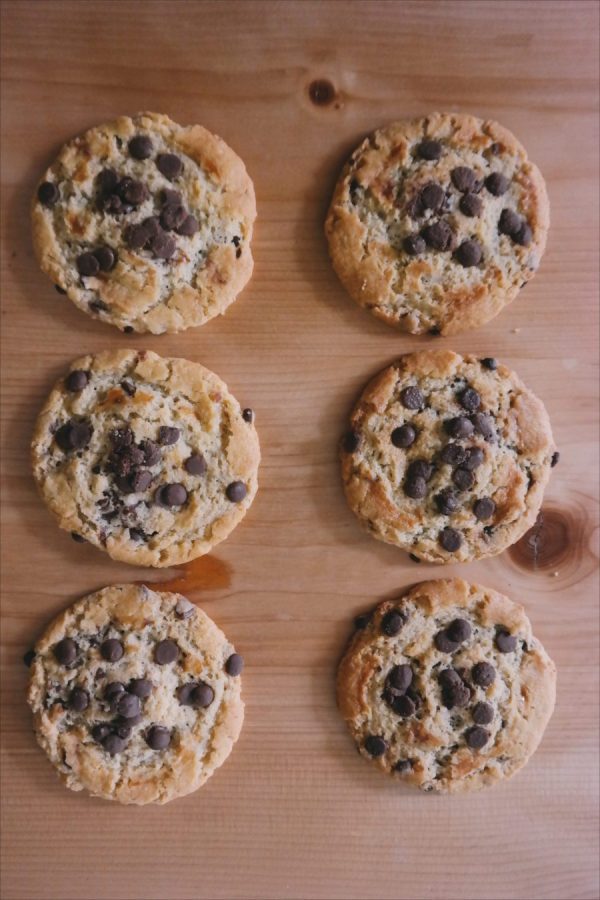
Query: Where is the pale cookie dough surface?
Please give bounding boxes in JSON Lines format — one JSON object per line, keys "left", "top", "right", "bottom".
{"left": 31, "top": 349, "right": 260, "bottom": 567}
{"left": 341, "top": 350, "right": 556, "bottom": 564}
{"left": 32, "top": 112, "right": 256, "bottom": 334}
{"left": 325, "top": 112, "right": 549, "bottom": 335}
{"left": 337, "top": 579, "right": 556, "bottom": 794}
{"left": 27, "top": 584, "right": 244, "bottom": 805}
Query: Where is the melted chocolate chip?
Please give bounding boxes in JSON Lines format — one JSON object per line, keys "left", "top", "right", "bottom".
{"left": 128, "top": 678, "right": 153, "bottom": 698}
{"left": 177, "top": 214, "right": 199, "bottom": 237}
{"left": 160, "top": 203, "right": 187, "bottom": 231}
{"left": 139, "top": 439, "right": 161, "bottom": 466}
{"left": 442, "top": 680, "right": 470, "bottom": 709}
{"left": 149, "top": 230, "right": 176, "bottom": 260}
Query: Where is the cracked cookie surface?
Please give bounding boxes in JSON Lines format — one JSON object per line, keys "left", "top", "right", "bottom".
{"left": 337, "top": 579, "right": 556, "bottom": 793}
{"left": 31, "top": 349, "right": 260, "bottom": 567}
{"left": 341, "top": 350, "right": 555, "bottom": 563}
{"left": 325, "top": 112, "right": 549, "bottom": 335}
{"left": 27, "top": 584, "right": 244, "bottom": 804}
{"left": 32, "top": 112, "right": 256, "bottom": 334}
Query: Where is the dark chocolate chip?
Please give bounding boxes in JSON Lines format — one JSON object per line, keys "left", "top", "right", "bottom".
{"left": 495, "top": 630, "right": 517, "bottom": 653}
{"left": 390, "top": 694, "right": 416, "bottom": 717}
{"left": 404, "top": 476, "right": 427, "bottom": 499}
{"left": 184, "top": 454, "right": 207, "bottom": 476}
{"left": 177, "top": 214, "right": 199, "bottom": 237}
{"left": 473, "top": 497, "right": 495, "bottom": 520}
{"left": 481, "top": 357, "right": 498, "bottom": 370}
{"left": 400, "top": 386, "right": 424, "bottom": 410}
{"left": 472, "top": 702, "right": 494, "bottom": 725}
{"left": 391, "top": 424, "right": 417, "bottom": 448}
{"left": 128, "top": 135, "right": 153, "bottom": 159}
{"left": 435, "top": 488, "right": 459, "bottom": 515}
{"left": 513, "top": 221, "right": 532, "bottom": 246}
{"left": 387, "top": 664, "right": 412, "bottom": 693}
{"left": 453, "top": 467, "right": 475, "bottom": 491}
{"left": 155, "top": 483, "right": 188, "bottom": 507}
{"left": 54, "top": 638, "right": 77, "bottom": 666}
{"left": 112, "top": 692, "right": 141, "bottom": 719}
{"left": 226, "top": 481, "right": 247, "bottom": 502}
{"left": 114, "top": 722, "right": 133, "bottom": 739}
{"left": 459, "top": 387, "right": 481, "bottom": 412}
{"left": 130, "top": 469, "right": 154, "bottom": 493}
{"left": 139, "top": 439, "right": 161, "bottom": 466}
{"left": 409, "top": 553, "right": 421, "bottom": 563}
{"left": 55, "top": 284, "right": 67, "bottom": 294}
{"left": 120, "top": 379, "right": 136, "bottom": 397}
{"left": 342, "top": 431, "right": 360, "bottom": 453}
{"left": 154, "top": 639, "right": 179, "bottom": 665}
{"left": 403, "top": 234, "right": 426, "bottom": 256}
{"left": 129, "top": 528, "right": 147, "bottom": 542}
{"left": 101, "top": 639, "right": 124, "bottom": 662}
{"left": 225, "top": 654, "right": 244, "bottom": 676}
{"left": 117, "top": 177, "right": 149, "bottom": 206}
{"left": 125, "top": 222, "right": 151, "bottom": 250}
{"left": 66, "top": 370, "right": 89, "bottom": 392}
{"left": 146, "top": 725, "right": 171, "bottom": 750}
{"left": 91, "top": 723, "right": 112, "bottom": 743}
{"left": 451, "top": 167, "right": 478, "bottom": 193}
{"left": 104, "top": 682, "right": 125, "bottom": 700}
{"left": 442, "top": 681, "right": 470, "bottom": 709}
{"left": 438, "top": 667, "right": 463, "bottom": 688}
{"left": 354, "top": 612, "right": 372, "bottom": 630}
{"left": 128, "top": 678, "right": 153, "bottom": 698}
{"left": 176, "top": 683, "right": 195, "bottom": 706}
{"left": 190, "top": 682, "right": 214, "bottom": 708}
{"left": 439, "top": 527, "right": 462, "bottom": 552}
{"left": 89, "top": 300, "right": 109, "bottom": 314}
{"left": 465, "top": 725, "right": 489, "bottom": 750}
{"left": 364, "top": 735, "right": 387, "bottom": 757}
{"left": 102, "top": 733, "right": 127, "bottom": 755}
{"left": 158, "top": 426, "right": 180, "bottom": 446}
{"left": 440, "top": 443, "right": 467, "bottom": 466}
{"left": 459, "top": 193, "right": 483, "bottom": 217}
{"left": 417, "top": 140, "right": 442, "bottom": 160}
{"left": 156, "top": 153, "right": 183, "bottom": 180}
{"left": 38, "top": 181, "right": 59, "bottom": 206}
{"left": 407, "top": 459, "right": 434, "bottom": 481}
{"left": 445, "top": 416, "right": 474, "bottom": 439}
{"left": 242, "top": 408, "right": 254, "bottom": 423}
{"left": 55, "top": 419, "right": 93, "bottom": 452}
{"left": 454, "top": 239, "right": 482, "bottom": 267}
{"left": 96, "top": 168, "right": 118, "bottom": 194}
{"left": 93, "top": 245, "right": 117, "bottom": 272}
{"left": 160, "top": 203, "right": 187, "bottom": 231}
{"left": 485, "top": 172, "right": 509, "bottom": 196}
{"left": 446, "top": 618, "right": 471, "bottom": 643}
{"left": 394, "top": 759, "right": 412, "bottom": 774}
{"left": 498, "top": 208, "right": 522, "bottom": 236}
{"left": 422, "top": 220, "right": 454, "bottom": 251}
{"left": 68, "top": 687, "right": 89, "bottom": 712}
{"left": 149, "top": 229, "right": 177, "bottom": 260}
{"left": 471, "top": 413, "right": 495, "bottom": 441}
{"left": 419, "top": 182, "right": 445, "bottom": 212}
{"left": 472, "top": 662, "right": 496, "bottom": 687}
{"left": 381, "top": 610, "right": 404, "bottom": 637}
{"left": 463, "top": 447, "right": 484, "bottom": 470}
{"left": 123, "top": 326, "right": 134, "bottom": 333}
{"left": 551, "top": 451, "right": 560, "bottom": 468}
{"left": 23, "top": 649, "right": 36, "bottom": 667}
{"left": 174, "top": 598, "right": 195, "bottom": 620}
{"left": 76, "top": 252, "right": 100, "bottom": 277}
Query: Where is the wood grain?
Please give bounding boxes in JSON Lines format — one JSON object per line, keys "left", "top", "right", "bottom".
{"left": 1, "top": 2, "right": 598, "bottom": 898}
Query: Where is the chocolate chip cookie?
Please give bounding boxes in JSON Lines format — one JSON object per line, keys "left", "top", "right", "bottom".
{"left": 325, "top": 112, "right": 549, "bottom": 335}
{"left": 337, "top": 579, "right": 556, "bottom": 793}
{"left": 341, "top": 350, "right": 556, "bottom": 563}
{"left": 32, "top": 112, "right": 256, "bottom": 333}
{"left": 27, "top": 584, "right": 244, "bottom": 804}
{"left": 31, "top": 349, "right": 260, "bottom": 566}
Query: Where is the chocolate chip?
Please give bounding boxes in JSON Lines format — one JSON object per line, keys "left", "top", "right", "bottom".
{"left": 485, "top": 172, "right": 509, "bottom": 196}
{"left": 101, "top": 638, "right": 124, "bottom": 662}
{"left": 465, "top": 726, "right": 489, "bottom": 750}
{"left": 403, "top": 234, "right": 426, "bottom": 256}
{"left": 129, "top": 528, "right": 146, "bottom": 542}
{"left": 130, "top": 469, "right": 154, "bottom": 493}
{"left": 445, "top": 416, "right": 474, "bottom": 439}
{"left": 125, "top": 222, "right": 151, "bottom": 250}
{"left": 495, "top": 630, "right": 517, "bottom": 653}
{"left": 498, "top": 208, "right": 521, "bottom": 236}
{"left": 417, "top": 140, "right": 442, "bottom": 160}
{"left": 381, "top": 610, "right": 404, "bottom": 637}
{"left": 89, "top": 300, "right": 109, "bottom": 314}
{"left": 342, "top": 431, "right": 360, "bottom": 453}
{"left": 71, "top": 531, "right": 85, "bottom": 540}
{"left": 407, "top": 459, "right": 434, "bottom": 481}
{"left": 117, "top": 177, "right": 148, "bottom": 206}
{"left": 146, "top": 725, "right": 171, "bottom": 750}
{"left": 551, "top": 451, "right": 560, "bottom": 468}
{"left": 68, "top": 687, "right": 89, "bottom": 712}
{"left": 439, "top": 527, "right": 462, "bottom": 552}
{"left": 66, "top": 370, "right": 89, "bottom": 392}
{"left": 112, "top": 692, "right": 141, "bottom": 720}
{"left": 404, "top": 476, "right": 427, "bottom": 499}
{"left": 459, "top": 193, "right": 483, "bottom": 217}
{"left": 472, "top": 702, "right": 494, "bottom": 725}
{"left": 440, "top": 443, "right": 466, "bottom": 466}
{"left": 472, "top": 662, "right": 496, "bottom": 687}
{"left": 463, "top": 447, "right": 484, "bottom": 470}
{"left": 473, "top": 497, "right": 495, "bottom": 520}
{"left": 184, "top": 454, "right": 207, "bottom": 476}
{"left": 451, "top": 167, "right": 478, "bottom": 193}
{"left": 149, "top": 229, "right": 177, "bottom": 260}
{"left": 390, "top": 694, "right": 416, "bottom": 717}
{"left": 435, "top": 488, "right": 459, "bottom": 515}
{"left": 176, "top": 683, "right": 195, "bottom": 706}
{"left": 158, "top": 426, "right": 180, "bottom": 446}
{"left": 139, "top": 439, "right": 161, "bottom": 466}
{"left": 409, "top": 553, "right": 421, "bottom": 563}
{"left": 93, "top": 245, "right": 117, "bottom": 272}
{"left": 472, "top": 413, "right": 495, "bottom": 441}
{"left": 98, "top": 193, "right": 123, "bottom": 214}
{"left": 23, "top": 649, "right": 36, "bottom": 667}
{"left": 104, "top": 682, "right": 125, "bottom": 700}
{"left": 400, "top": 386, "right": 424, "bottom": 409}
{"left": 447, "top": 618, "right": 471, "bottom": 643}
{"left": 394, "top": 759, "right": 412, "bottom": 774}
{"left": 438, "top": 668, "right": 462, "bottom": 688}
{"left": 128, "top": 135, "right": 153, "bottom": 159}
{"left": 92, "top": 723, "right": 112, "bottom": 743}
{"left": 459, "top": 387, "right": 481, "bottom": 412}
{"left": 160, "top": 203, "right": 187, "bottom": 231}
{"left": 55, "top": 419, "right": 93, "bottom": 452}
{"left": 55, "top": 285, "right": 67, "bottom": 294}
{"left": 490, "top": 142, "right": 502, "bottom": 155}
{"left": 454, "top": 239, "right": 482, "bottom": 267}
{"left": 176, "top": 214, "right": 199, "bottom": 237}
{"left": 364, "top": 735, "right": 386, "bottom": 757}
{"left": 481, "top": 357, "right": 498, "bottom": 370}
{"left": 190, "top": 682, "right": 214, "bottom": 708}
{"left": 354, "top": 612, "right": 372, "bottom": 630}
{"left": 102, "top": 733, "right": 127, "bottom": 755}
{"left": 453, "top": 467, "right": 475, "bottom": 491}
{"left": 128, "top": 678, "right": 153, "bottom": 698}
{"left": 391, "top": 425, "right": 417, "bottom": 448}
{"left": 114, "top": 722, "right": 133, "bottom": 739}
{"left": 226, "top": 481, "right": 247, "bottom": 502}
{"left": 38, "top": 181, "right": 59, "bottom": 206}
{"left": 54, "top": 638, "right": 77, "bottom": 666}
{"left": 175, "top": 598, "right": 195, "bottom": 620}
{"left": 225, "top": 653, "right": 244, "bottom": 676}
{"left": 155, "top": 483, "right": 188, "bottom": 507}
{"left": 442, "top": 681, "right": 470, "bottom": 709}
{"left": 422, "top": 220, "right": 454, "bottom": 251}
{"left": 156, "top": 153, "right": 183, "bottom": 180}
{"left": 513, "top": 221, "right": 532, "bottom": 246}
{"left": 120, "top": 380, "right": 136, "bottom": 397}
{"left": 76, "top": 252, "right": 100, "bottom": 277}
{"left": 154, "top": 639, "right": 179, "bottom": 665}
{"left": 242, "top": 408, "right": 254, "bottom": 423}
{"left": 96, "top": 168, "right": 118, "bottom": 194}
{"left": 419, "top": 182, "right": 445, "bottom": 212}
{"left": 388, "top": 664, "right": 412, "bottom": 693}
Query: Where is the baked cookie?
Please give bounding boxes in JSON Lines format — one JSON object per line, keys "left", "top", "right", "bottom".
{"left": 341, "top": 350, "right": 556, "bottom": 563}
{"left": 31, "top": 349, "right": 260, "bottom": 566}
{"left": 325, "top": 112, "right": 549, "bottom": 335}
{"left": 32, "top": 112, "right": 255, "bottom": 333}
{"left": 27, "top": 584, "right": 245, "bottom": 804}
{"left": 337, "top": 579, "right": 556, "bottom": 793}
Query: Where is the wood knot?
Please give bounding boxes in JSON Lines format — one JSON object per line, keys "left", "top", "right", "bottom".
{"left": 509, "top": 509, "right": 570, "bottom": 571}
{"left": 308, "top": 79, "right": 336, "bottom": 106}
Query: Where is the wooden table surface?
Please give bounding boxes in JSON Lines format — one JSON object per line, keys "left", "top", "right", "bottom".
{"left": 1, "top": 2, "right": 598, "bottom": 898}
